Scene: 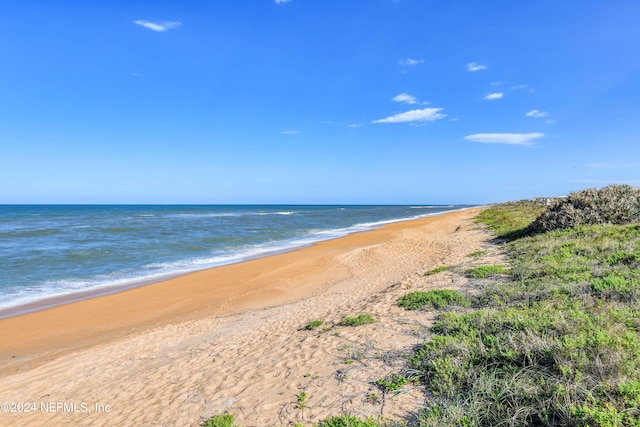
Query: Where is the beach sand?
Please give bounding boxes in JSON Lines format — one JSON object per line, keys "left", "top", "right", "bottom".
{"left": 0, "top": 207, "right": 500, "bottom": 427}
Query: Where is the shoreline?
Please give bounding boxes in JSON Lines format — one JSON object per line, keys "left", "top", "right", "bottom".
{"left": 0, "top": 206, "right": 490, "bottom": 426}
{"left": 0, "top": 207, "right": 481, "bottom": 373}
{"left": 0, "top": 206, "right": 474, "bottom": 320}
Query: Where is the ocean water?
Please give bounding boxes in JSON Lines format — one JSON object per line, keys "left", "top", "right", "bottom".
{"left": 0, "top": 205, "right": 471, "bottom": 315}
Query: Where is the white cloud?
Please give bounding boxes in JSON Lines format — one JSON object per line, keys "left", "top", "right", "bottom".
{"left": 484, "top": 93, "right": 503, "bottom": 100}
{"left": 491, "top": 81, "right": 502, "bottom": 86}
{"left": 347, "top": 123, "right": 362, "bottom": 128}
{"left": 466, "top": 62, "right": 487, "bottom": 72}
{"left": 399, "top": 58, "right": 424, "bottom": 66}
{"left": 465, "top": 132, "right": 544, "bottom": 146}
{"left": 372, "top": 107, "right": 446, "bottom": 124}
{"left": 134, "top": 20, "right": 182, "bottom": 32}
{"left": 282, "top": 130, "right": 300, "bottom": 135}
{"left": 392, "top": 93, "right": 418, "bottom": 104}
{"left": 526, "top": 109, "right": 549, "bottom": 118}
{"left": 275, "top": 0, "right": 291, "bottom": 4}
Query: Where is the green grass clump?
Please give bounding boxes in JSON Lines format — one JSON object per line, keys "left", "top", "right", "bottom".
{"left": 339, "top": 314, "right": 377, "bottom": 327}
{"left": 467, "top": 250, "right": 487, "bottom": 257}
{"left": 201, "top": 414, "right": 238, "bottom": 427}
{"left": 202, "top": 414, "right": 401, "bottom": 427}
{"left": 410, "top": 202, "right": 640, "bottom": 426}
{"left": 318, "top": 414, "right": 400, "bottom": 427}
{"left": 465, "top": 264, "right": 508, "bottom": 278}
{"left": 375, "top": 373, "right": 409, "bottom": 392}
{"left": 397, "top": 290, "right": 470, "bottom": 310}
{"left": 424, "top": 266, "right": 448, "bottom": 276}
{"left": 305, "top": 319, "right": 324, "bottom": 330}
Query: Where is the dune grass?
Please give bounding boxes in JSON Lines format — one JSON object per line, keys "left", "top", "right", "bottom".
{"left": 202, "top": 414, "right": 402, "bottom": 427}
{"left": 397, "top": 290, "right": 470, "bottom": 310}
{"left": 305, "top": 319, "right": 324, "bottom": 330}
{"left": 339, "top": 314, "right": 377, "bottom": 327}
{"left": 412, "top": 200, "right": 640, "bottom": 426}
{"left": 475, "top": 200, "right": 546, "bottom": 240}
{"left": 201, "top": 414, "right": 238, "bottom": 427}
{"left": 464, "top": 264, "right": 509, "bottom": 279}
{"left": 423, "top": 266, "right": 448, "bottom": 276}
{"left": 375, "top": 373, "right": 409, "bottom": 393}
{"left": 467, "top": 250, "right": 487, "bottom": 257}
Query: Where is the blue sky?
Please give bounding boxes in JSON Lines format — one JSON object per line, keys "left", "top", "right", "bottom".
{"left": 1, "top": 1, "right": 639, "bottom": 204}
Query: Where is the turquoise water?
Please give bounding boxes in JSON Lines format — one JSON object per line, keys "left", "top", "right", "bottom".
{"left": 0, "top": 205, "right": 471, "bottom": 313}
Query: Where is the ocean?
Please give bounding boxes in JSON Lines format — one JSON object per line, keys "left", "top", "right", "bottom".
{"left": 0, "top": 204, "right": 471, "bottom": 316}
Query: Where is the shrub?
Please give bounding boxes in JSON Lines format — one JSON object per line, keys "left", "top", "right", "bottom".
{"left": 527, "top": 184, "right": 640, "bottom": 235}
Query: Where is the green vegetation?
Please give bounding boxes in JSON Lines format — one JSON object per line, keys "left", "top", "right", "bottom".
{"left": 397, "top": 290, "right": 470, "bottom": 310}
{"left": 475, "top": 200, "right": 546, "bottom": 240}
{"left": 410, "top": 194, "right": 640, "bottom": 426}
{"left": 201, "top": 414, "right": 238, "bottom": 427}
{"left": 424, "top": 265, "right": 448, "bottom": 276}
{"left": 305, "top": 319, "right": 324, "bottom": 330}
{"left": 339, "top": 313, "right": 377, "bottom": 327}
{"left": 465, "top": 264, "right": 508, "bottom": 278}
{"left": 366, "top": 392, "right": 380, "bottom": 404}
{"left": 526, "top": 184, "right": 640, "bottom": 235}
{"left": 296, "top": 391, "right": 308, "bottom": 409}
{"left": 318, "top": 414, "right": 403, "bottom": 427}
{"left": 375, "top": 373, "right": 409, "bottom": 392}
{"left": 202, "top": 414, "right": 401, "bottom": 427}
{"left": 467, "top": 250, "right": 487, "bottom": 257}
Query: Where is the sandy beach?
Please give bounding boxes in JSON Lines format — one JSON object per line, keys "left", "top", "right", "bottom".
{"left": 0, "top": 207, "right": 498, "bottom": 427}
